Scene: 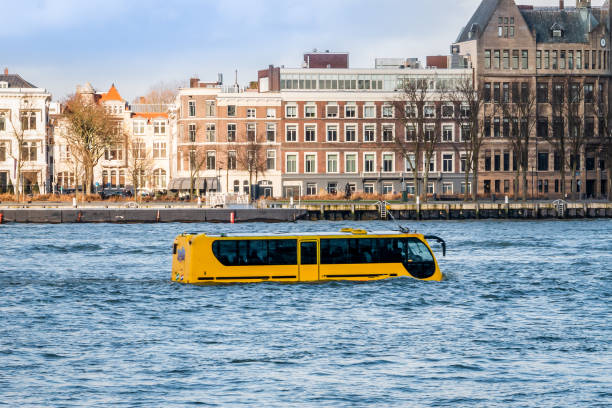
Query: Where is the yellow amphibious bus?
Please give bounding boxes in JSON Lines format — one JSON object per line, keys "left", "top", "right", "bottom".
{"left": 172, "top": 228, "right": 446, "bottom": 284}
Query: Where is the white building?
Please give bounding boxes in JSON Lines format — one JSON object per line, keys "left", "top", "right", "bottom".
{"left": 0, "top": 69, "right": 51, "bottom": 193}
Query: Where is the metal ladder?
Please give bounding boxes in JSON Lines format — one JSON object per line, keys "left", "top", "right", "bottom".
{"left": 553, "top": 199, "right": 567, "bottom": 217}
{"left": 378, "top": 201, "right": 389, "bottom": 220}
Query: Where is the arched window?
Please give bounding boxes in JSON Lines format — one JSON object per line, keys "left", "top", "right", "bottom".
{"left": 153, "top": 169, "right": 167, "bottom": 189}
{"left": 110, "top": 170, "right": 117, "bottom": 188}
{"left": 102, "top": 170, "right": 109, "bottom": 188}
{"left": 118, "top": 170, "right": 125, "bottom": 188}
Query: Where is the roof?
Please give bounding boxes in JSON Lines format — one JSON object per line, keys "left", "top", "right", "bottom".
{"left": 100, "top": 84, "right": 123, "bottom": 102}
{"left": 456, "top": 0, "right": 501, "bottom": 43}
{"left": 0, "top": 74, "right": 37, "bottom": 88}
{"left": 196, "top": 230, "right": 423, "bottom": 238}
{"left": 132, "top": 112, "right": 168, "bottom": 122}
{"left": 520, "top": 7, "right": 607, "bottom": 44}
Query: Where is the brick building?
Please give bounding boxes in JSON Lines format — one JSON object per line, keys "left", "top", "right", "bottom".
{"left": 454, "top": 0, "right": 610, "bottom": 199}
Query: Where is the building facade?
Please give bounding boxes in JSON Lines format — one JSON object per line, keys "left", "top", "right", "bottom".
{"left": 0, "top": 69, "right": 51, "bottom": 194}
{"left": 454, "top": 0, "right": 610, "bottom": 199}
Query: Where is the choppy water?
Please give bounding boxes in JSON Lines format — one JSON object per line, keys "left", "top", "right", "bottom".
{"left": 0, "top": 220, "right": 611, "bottom": 407}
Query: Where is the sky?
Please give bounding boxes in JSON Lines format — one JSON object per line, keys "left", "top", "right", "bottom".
{"left": 1, "top": 0, "right": 608, "bottom": 101}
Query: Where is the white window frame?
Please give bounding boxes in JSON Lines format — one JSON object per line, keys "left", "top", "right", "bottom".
{"left": 441, "top": 104, "right": 454, "bottom": 119}
{"left": 304, "top": 103, "right": 317, "bottom": 118}
{"left": 266, "top": 108, "right": 276, "bottom": 118}
{"left": 326, "top": 103, "right": 339, "bottom": 118}
{"left": 285, "top": 124, "right": 298, "bottom": 142}
{"left": 266, "top": 149, "right": 276, "bottom": 170}
{"left": 364, "top": 182, "right": 375, "bottom": 194}
{"left": 424, "top": 104, "right": 436, "bottom": 118}
{"left": 405, "top": 154, "right": 417, "bottom": 172}
{"left": 382, "top": 182, "right": 394, "bottom": 195}
{"left": 344, "top": 123, "right": 357, "bottom": 142}
{"left": 424, "top": 152, "right": 437, "bottom": 173}
{"left": 153, "top": 120, "right": 166, "bottom": 135}
{"left": 306, "top": 183, "right": 317, "bottom": 196}
{"left": 363, "top": 103, "right": 376, "bottom": 119}
{"left": 247, "top": 108, "right": 256, "bottom": 118}
{"left": 363, "top": 123, "right": 376, "bottom": 143}
{"left": 382, "top": 152, "right": 395, "bottom": 173}
{"left": 363, "top": 152, "right": 376, "bottom": 173}
{"left": 382, "top": 104, "right": 394, "bottom": 118}
{"left": 344, "top": 103, "right": 357, "bottom": 118}
{"left": 381, "top": 123, "right": 395, "bottom": 142}
{"left": 344, "top": 152, "right": 358, "bottom": 174}
{"left": 133, "top": 120, "right": 146, "bottom": 135}
{"left": 285, "top": 153, "right": 298, "bottom": 174}
{"left": 326, "top": 123, "right": 339, "bottom": 142}
{"left": 442, "top": 152, "right": 455, "bottom": 173}
{"left": 304, "top": 152, "right": 317, "bottom": 174}
{"left": 285, "top": 104, "right": 297, "bottom": 118}
{"left": 442, "top": 123, "right": 454, "bottom": 142}
{"left": 304, "top": 124, "right": 317, "bottom": 142}
{"left": 442, "top": 182, "right": 453, "bottom": 194}
{"left": 188, "top": 100, "right": 196, "bottom": 117}
{"left": 326, "top": 152, "right": 339, "bottom": 174}
{"left": 266, "top": 123, "right": 276, "bottom": 143}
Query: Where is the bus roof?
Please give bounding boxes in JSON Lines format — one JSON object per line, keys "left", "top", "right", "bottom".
{"left": 185, "top": 229, "right": 422, "bottom": 238}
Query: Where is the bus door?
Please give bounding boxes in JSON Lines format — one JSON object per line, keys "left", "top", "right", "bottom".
{"left": 299, "top": 240, "right": 319, "bottom": 281}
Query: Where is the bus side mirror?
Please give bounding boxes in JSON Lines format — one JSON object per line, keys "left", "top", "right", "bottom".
{"left": 424, "top": 235, "right": 446, "bottom": 257}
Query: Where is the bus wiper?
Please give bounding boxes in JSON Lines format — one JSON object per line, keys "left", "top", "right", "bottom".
{"left": 424, "top": 235, "right": 446, "bottom": 257}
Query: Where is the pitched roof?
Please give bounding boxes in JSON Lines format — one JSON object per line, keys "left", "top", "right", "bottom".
{"left": 132, "top": 112, "right": 168, "bottom": 123}
{"left": 100, "top": 84, "right": 123, "bottom": 102}
{"left": 456, "top": 0, "right": 501, "bottom": 43}
{"left": 520, "top": 7, "right": 607, "bottom": 44}
{"left": 0, "top": 74, "right": 37, "bottom": 88}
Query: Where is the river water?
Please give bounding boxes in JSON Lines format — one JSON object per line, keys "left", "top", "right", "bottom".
{"left": 0, "top": 220, "right": 610, "bottom": 407}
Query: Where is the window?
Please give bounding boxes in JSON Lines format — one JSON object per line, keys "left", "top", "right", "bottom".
{"left": 20, "top": 112, "right": 36, "bottom": 130}
{"left": 485, "top": 50, "right": 491, "bottom": 69}
{"left": 227, "top": 124, "right": 236, "bottom": 142}
{"left": 424, "top": 153, "right": 435, "bottom": 173}
{"left": 504, "top": 152, "right": 510, "bottom": 171}
{"left": 538, "top": 152, "right": 549, "bottom": 171}
{"left": 266, "top": 150, "right": 276, "bottom": 170}
{"left": 559, "top": 50, "right": 566, "bottom": 69}
{"left": 188, "top": 100, "right": 196, "bottom": 117}
{"left": 424, "top": 125, "right": 435, "bottom": 141}
{"left": 266, "top": 108, "right": 276, "bottom": 118}
{"left": 153, "top": 142, "right": 166, "bottom": 158}
{"left": 228, "top": 151, "right": 237, "bottom": 170}
{"left": 503, "top": 50, "right": 510, "bottom": 69}
{"left": 0, "top": 114, "right": 5, "bottom": 131}
{"left": 286, "top": 125, "right": 297, "bottom": 142}
{"left": 494, "top": 153, "right": 501, "bottom": 171}
{"left": 227, "top": 105, "right": 236, "bottom": 117}
{"left": 21, "top": 142, "right": 37, "bottom": 161}
{"left": 286, "top": 154, "right": 297, "bottom": 173}
{"left": 460, "top": 154, "right": 467, "bottom": 172}
{"left": 494, "top": 50, "right": 500, "bottom": 69}
{"left": 424, "top": 105, "right": 435, "bottom": 118}
{"left": 153, "top": 120, "right": 166, "bottom": 135}
{"left": 405, "top": 104, "right": 417, "bottom": 118}
{"left": 305, "top": 154, "right": 316, "bottom": 173}
{"left": 461, "top": 182, "right": 472, "bottom": 194}
{"left": 363, "top": 105, "right": 375, "bottom": 118}
{"left": 206, "top": 151, "right": 216, "bottom": 170}
{"left": 553, "top": 29, "right": 562, "bottom": 38}
{"left": 206, "top": 124, "right": 216, "bottom": 142}
{"left": 537, "top": 118, "right": 548, "bottom": 138}
{"left": 485, "top": 152, "right": 492, "bottom": 171}
{"left": 286, "top": 105, "right": 297, "bottom": 118}
{"left": 345, "top": 125, "right": 356, "bottom": 142}
{"left": 513, "top": 50, "right": 519, "bottom": 69}
{"left": 536, "top": 50, "right": 542, "bottom": 69}
{"left": 345, "top": 104, "right": 356, "bottom": 118}
{"left": 212, "top": 239, "right": 297, "bottom": 267}
{"left": 364, "top": 183, "right": 375, "bottom": 194}
{"left": 494, "top": 82, "right": 500, "bottom": 102}
{"left": 132, "top": 121, "right": 145, "bottom": 135}
{"left": 205, "top": 100, "right": 216, "bottom": 117}
{"left": 152, "top": 169, "right": 167, "bottom": 189}
{"left": 364, "top": 125, "right": 375, "bottom": 142}
{"left": 537, "top": 83, "right": 548, "bottom": 103}
{"left": 522, "top": 50, "right": 528, "bottom": 69}
{"left": 552, "top": 50, "right": 558, "bottom": 69}
{"left": 382, "top": 105, "right": 394, "bottom": 118}
{"left": 585, "top": 117, "right": 595, "bottom": 137}
{"left": 364, "top": 153, "right": 375, "bottom": 173}
{"left": 327, "top": 125, "right": 338, "bottom": 142}
{"left": 266, "top": 124, "right": 276, "bottom": 142}
{"left": 493, "top": 117, "right": 500, "bottom": 138}
{"left": 427, "top": 182, "right": 435, "bottom": 194}
{"left": 442, "top": 125, "right": 453, "bottom": 142}
{"left": 382, "top": 183, "right": 393, "bottom": 195}
{"left": 584, "top": 83, "right": 594, "bottom": 103}
{"left": 553, "top": 83, "right": 564, "bottom": 104}
{"left": 247, "top": 123, "right": 256, "bottom": 142}
{"left": 503, "top": 82, "right": 509, "bottom": 102}
{"left": 306, "top": 183, "right": 317, "bottom": 196}
{"left": 305, "top": 125, "right": 316, "bottom": 142}
{"left": 304, "top": 104, "right": 316, "bottom": 118}
{"left": 544, "top": 50, "right": 550, "bottom": 69}
{"left": 442, "top": 105, "right": 454, "bottom": 118}
{"left": 461, "top": 124, "right": 471, "bottom": 141}
{"left": 326, "top": 104, "right": 338, "bottom": 118}
{"left": 327, "top": 153, "right": 338, "bottom": 173}
{"left": 247, "top": 108, "right": 256, "bottom": 118}
{"left": 460, "top": 104, "right": 470, "bottom": 118}
{"left": 327, "top": 183, "right": 337, "bottom": 195}
{"left": 568, "top": 51, "right": 574, "bottom": 69}
{"left": 0, "top": 141, "right": 7, "bottom": 161}
{"left": 188, "top": 124, "right": 196, "bottom": 142}
{"left": 105, "top": 144, "right": 123, "bottom": 161}
{"left": 406, "top": 125, "right": 416, "bottom": 141}
{"left": 345, "top": 153, "right": 357, "bottom": 173}
{"left": 577, "top": 50, "right": 582, "bottom": 69}
{"left": 585, "top": 50, "right": 590, "bottom": 70}
{"left": 382, "top": 153, "right": 394, "bottom": 172}
{"left": 382, "top": 125, "right": 394, "bottom": 142}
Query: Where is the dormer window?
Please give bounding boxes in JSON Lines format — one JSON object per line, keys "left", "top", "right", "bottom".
{"left": 553, "top": 30, "right": 562, "bottom": 38}
{"left": 0, "top": 82, "right": 8, "bottom": 89}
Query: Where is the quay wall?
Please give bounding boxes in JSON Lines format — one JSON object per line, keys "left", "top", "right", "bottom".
{"left": 0, "top": 208, "right": 307, "bottom": 224}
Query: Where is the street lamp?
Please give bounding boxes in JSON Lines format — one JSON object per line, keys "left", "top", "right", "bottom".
{"left": 531, "top": 166, "right": 535, "bottom": 202}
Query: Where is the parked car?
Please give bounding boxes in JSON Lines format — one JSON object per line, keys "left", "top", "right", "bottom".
{"left": 99, "top": 188, "right": 133, "bottom": 199}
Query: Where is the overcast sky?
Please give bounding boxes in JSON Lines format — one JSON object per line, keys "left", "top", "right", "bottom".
{"left": 2, "top": 0, "right": 607, "bottom": 101}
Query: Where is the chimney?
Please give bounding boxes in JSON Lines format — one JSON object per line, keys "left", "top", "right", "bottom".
{"left": 189, "top": 77, "right": 199, "bottom": 88}
{"left": 3, "top": 68, "right": 7, "bottom": 75}
{"left": 560, "top": 0, "right": 564, "bottom": 9}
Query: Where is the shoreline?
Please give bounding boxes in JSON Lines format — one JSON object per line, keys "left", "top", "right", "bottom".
{"left": 0, "top": 201, "right": 610, "bottom": 223}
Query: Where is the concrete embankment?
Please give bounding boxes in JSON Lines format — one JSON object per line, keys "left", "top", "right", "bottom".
{"left": 0, "top": 207, "right": 307, "bottom": 224}
{"left": 289, "top": 202, "right": 612, "bottom": 221}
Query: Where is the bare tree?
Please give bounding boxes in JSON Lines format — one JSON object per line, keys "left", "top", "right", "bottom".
{"left": 62, "top": 94, "right": 120, "bottom": 195}
{"left": 2, "top": 110, "right": 27, "bottom": 201}
{"left": 545, "top": 79, "right": 588, "bottom": 200}
{"left": 591, "top": 84, "right": 611, "bottom": 201}
{"left": 236, "top": 135, "right": 267, "bottom": 197}
{"left": 499, "top": 84, "right": 537, "bottom": 201}
{"left": 449, "top": 76, "right": 487, "bottom": 201}
{"left": 134, "top": 80, "right": 185, "bottom": 106}
{"left": 392, "top": 78, "right": 430, "bottom": 202}
{"left": 126, "top": 133, "right": 154, "bottom": 201}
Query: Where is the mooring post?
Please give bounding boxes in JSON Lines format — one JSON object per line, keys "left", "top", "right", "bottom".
{"left": 320, "top": 204, "right": 325, "bottom": 220}
{"left": 533, "top": 203, "right": 539, "bottom": 219}
{"left": 505, "top": 196, "right": 509, "bottom": 219}
{"left": 475, "top": 203, "right": 480, "bottom": 219}
{"left": 583, "top": 202, "right": 588, "bottom": 218}
{"left": 416, "top": 196, "right": 421, "bottom": 220}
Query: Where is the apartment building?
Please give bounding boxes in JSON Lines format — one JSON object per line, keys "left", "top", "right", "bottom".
{"left": 454, "top": 0, "right": 610, "bottom": 198}
{"left": 0, "top": 69, "right": 52, "bottom": 194}
{"left": 172, "top": 61, "right": 472, "bottom": 199}
{"left": 52, "top": 83, "right": 171, "bottom": 193}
